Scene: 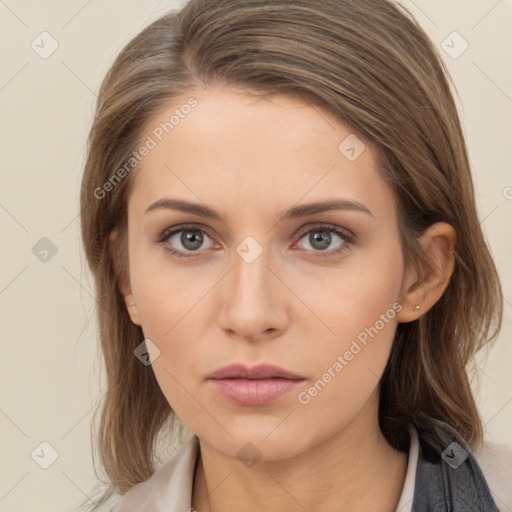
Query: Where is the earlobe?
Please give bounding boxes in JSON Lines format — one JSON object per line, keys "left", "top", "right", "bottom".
{"left": 120, "top": 279, "right": 141, "bottom": 327}
{"left": 124, "top": 295, "right": 141, "bottom": 326}
{"left": 122, "top": 287, "right": 142, "bottom": 327}
{"left": 109, "top": 229, "right": 141, "bottom": 327}
{"left": 397, "top": 222, "right": 456, "bottom": 323}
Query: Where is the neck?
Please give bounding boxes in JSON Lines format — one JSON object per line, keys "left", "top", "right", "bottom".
{"left": 192, "top": 392, "right": 408, "bottom": 512}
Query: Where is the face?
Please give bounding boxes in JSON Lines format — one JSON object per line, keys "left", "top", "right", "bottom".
{"left": 121, "top": 85, "right": 410, "bottom": 461}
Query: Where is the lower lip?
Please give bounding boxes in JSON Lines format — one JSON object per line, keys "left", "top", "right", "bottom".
{"left": 208, "top": 378, "right": 305, "bottom": 405}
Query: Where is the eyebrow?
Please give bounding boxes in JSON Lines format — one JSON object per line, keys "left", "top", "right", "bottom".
{"left": 144, "top": 197, "right": 374, "bottom": 221}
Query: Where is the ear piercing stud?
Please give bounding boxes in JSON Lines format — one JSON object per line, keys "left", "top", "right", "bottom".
{"left": 414, "top": 305, "right": 421, "bottom": 311}
{"left": 129, "top": 302, "right": 135, "bottom": 306}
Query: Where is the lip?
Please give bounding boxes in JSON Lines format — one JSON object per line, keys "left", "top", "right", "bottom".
{"left": 207, "top": 363, "right": 306, "bottom": 405}
{"left": 208, "top": 363, "right": 305, "bottom": 380}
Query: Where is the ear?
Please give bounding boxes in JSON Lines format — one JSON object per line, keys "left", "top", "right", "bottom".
{"left": 109, "top": 230, "right": 141, "bottom": 326}
{"left": 397, "top": 222, "right": 456, "bottom": 323}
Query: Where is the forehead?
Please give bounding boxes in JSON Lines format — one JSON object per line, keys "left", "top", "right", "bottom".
{"left": 127, "top": 86, "right": 395, "bottom": 220}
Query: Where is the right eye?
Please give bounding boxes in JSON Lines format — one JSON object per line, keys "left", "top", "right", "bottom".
{"left": 157, "top": 225, "right": 218, "bottom": 258}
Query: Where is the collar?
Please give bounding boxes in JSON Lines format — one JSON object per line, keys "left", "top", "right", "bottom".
{"left": 113, "top": 419, "right": 498, "bottom": 511}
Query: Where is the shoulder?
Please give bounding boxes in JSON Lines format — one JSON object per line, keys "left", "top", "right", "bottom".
{"left": 473, "top": 439, "right": 512, "bottom": 512}
{"left": 412, "top": 417, "right": 512, "bottom": 511}
{"left": 112, "top": 435, "right": 200, "bottom": 512}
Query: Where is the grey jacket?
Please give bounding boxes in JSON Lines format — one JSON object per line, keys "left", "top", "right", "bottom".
{"left": 412, "top": 417, "right": 499, "bottom": 511}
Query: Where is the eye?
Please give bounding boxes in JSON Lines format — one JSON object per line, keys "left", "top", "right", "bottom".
{"left": 157, "top": 225, "right": 217, "bottom": 258}
{"left": 157, "top": 223, "right": 354, "bottom": 259}
{"left": 294, "top": 224, "right": 354, "bottom": 257}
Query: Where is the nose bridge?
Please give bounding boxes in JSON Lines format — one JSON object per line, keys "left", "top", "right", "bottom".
{"left": 218, "top": 233, "right": 287, "bottom": 338}
{"left": 231, "top": 234, "right": 274, "bottom": 306}
{"left": 234, "top": 237, "right": 270, "bottom": 293}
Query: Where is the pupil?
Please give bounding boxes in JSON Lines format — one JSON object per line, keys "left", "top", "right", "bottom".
{"left": 182, "top": 230, "right": 203, "bottom": 250}
{"left": 311, "top": 231, "right": 331, "bottom": 250}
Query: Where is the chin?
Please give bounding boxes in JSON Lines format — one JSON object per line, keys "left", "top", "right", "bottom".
{"left": 195, "top": 420, "right": 322, "bottom": 463}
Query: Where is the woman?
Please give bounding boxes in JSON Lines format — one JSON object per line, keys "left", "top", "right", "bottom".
{"left": 79, "top": 0, "right": 512, "bottom": 510}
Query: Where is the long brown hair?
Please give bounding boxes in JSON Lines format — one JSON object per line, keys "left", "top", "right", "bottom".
{"left": 79, "top": 0, "right": 503, "bottom": 507}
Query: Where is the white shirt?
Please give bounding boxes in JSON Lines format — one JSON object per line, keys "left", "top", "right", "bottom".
{"left": 113, "top": 427, "right": 512, "bottom": 511}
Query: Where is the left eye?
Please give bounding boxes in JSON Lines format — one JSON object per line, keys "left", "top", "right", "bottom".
{"left": 295, "top": 226, "right": 352, "bottom": 255}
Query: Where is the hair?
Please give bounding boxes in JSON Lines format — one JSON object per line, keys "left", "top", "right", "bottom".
{"left": 79, "top": 0, "right": 503, "bottom": 508}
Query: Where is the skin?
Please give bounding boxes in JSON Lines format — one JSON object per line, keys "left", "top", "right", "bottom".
{"left": 118, "top": 85, "right": 456, "bottom": 512}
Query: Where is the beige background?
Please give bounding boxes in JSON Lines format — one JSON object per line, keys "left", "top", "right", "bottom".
{"left": 0, "top": 1, "right": 511, "bottom": 511}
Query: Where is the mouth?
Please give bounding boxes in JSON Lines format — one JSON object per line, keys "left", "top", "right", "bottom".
{"left": 207, "top": 363, "right": 306, "bottom": 405}
{"left": 208, "top": 363, "right": 305, "bottom": 380}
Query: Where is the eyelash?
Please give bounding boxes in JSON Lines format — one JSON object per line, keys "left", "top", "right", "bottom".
{"left": 156, "top": 223, "right": 355, "bottom": 259}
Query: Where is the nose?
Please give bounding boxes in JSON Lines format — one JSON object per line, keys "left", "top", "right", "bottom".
{"left": 217, "top": 243, "right": 290, "bottom": 342}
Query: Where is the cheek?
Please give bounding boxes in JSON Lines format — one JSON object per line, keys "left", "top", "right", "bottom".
{"left": 132, "top": 271, "right": 209, "bottom": 422}
{"left": 128, "top": 250, "right": 218, "bottom": 412}
{"left": 302, "top": 232, "right": 403, "bottom": 349}
{"left": 299, "top": 243, "right": 403, "bottom": 407}
{"left": 129, "top": 244, "right": 212, "bottom": 340}
{"left": 334, "top": 267, "right": 402, "bottom": 345}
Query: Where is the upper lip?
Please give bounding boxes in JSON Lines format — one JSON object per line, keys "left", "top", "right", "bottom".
{"left": 208, "top": 363, "right": 305, "bottom": 380}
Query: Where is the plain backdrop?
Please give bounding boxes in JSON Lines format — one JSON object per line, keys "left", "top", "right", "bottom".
{"left": 1, "top": 1, "right": 511, "bottom": 511}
